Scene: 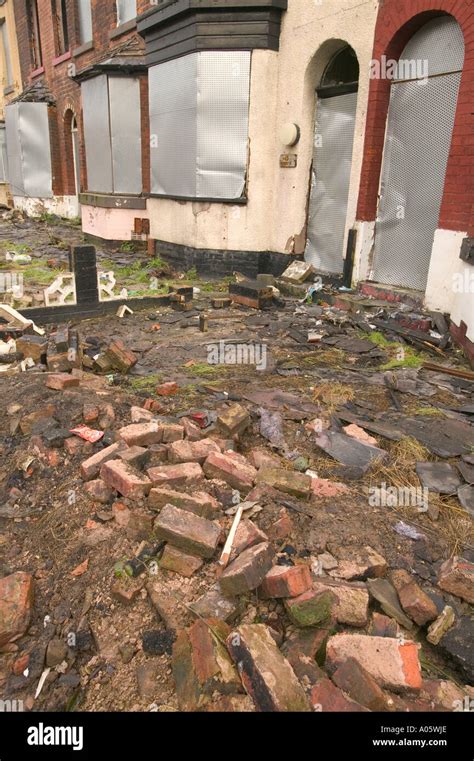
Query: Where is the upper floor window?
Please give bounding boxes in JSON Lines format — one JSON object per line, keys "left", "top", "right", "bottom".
{"left": 116, "top": 0, "right": 136, "bottom": 26}
{"left": 77, "top": 0, "right": 92, "bottom": 44}
{"left": 52, "top": 0, "right": 69, "bottom": 55}
{"left": 27, "top": 0, "right": 43, "bottom": 70}
{"left": 0, "top": 21, "right": 13, "bottom": 88}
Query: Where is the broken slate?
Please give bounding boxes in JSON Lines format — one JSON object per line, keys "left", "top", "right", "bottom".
{"left": 415, "top": 462, "right": 462, "bottom": 495}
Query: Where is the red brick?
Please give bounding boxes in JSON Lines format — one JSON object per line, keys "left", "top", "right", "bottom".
{"left": 100, "top": 459, "right": 152, "bottom": 500}
{"left": 154, "top": 504, "right": 221, "bottom": 559}
{"left": 80, "top": 441, "right": 128, "bottom": 480}
{"left": 118, "top": 422, "right": 163, "bottom": 447}
{"left": 147, "top": 462, "right": 204, "bottom": 488}
{"left": 159, "top": 545, "right": 204, "bottom": 577}
{"left": 148, "top": 487, "right": 219, "bottom": 519}
{"left": 391, "top": 569, "right": 438, "bottom": 626}
{"left": 260, "top": 564, "right": 312, "bottom": 599}
{"left": 332, "top": 657, "right": 389, "bottom": 711}
{"left": 312, "top": 578, "right": 369, "bottom": 628}
{"left": 156, "top": 382, "right": 178, "bottom": 396}
{"left": 46, "top": 373, "right": 80, "bottom": 390}
{"left": 220, "top": 543, "right": 275, "bottom": 596}
{"left": 84, "top": 478, "right": 113, "bottom": 504}
{"left": 0, "top": 572, "right": 34, "bottom": 648}
{"left": 161, "top": 423, "right": 185, "bottom": 443}
{"left": 230, "top": 519, "right": 268, "bottom": 561}
{"left": 311, "top": 678, "right": 369, "bottom": 712}
{"left": 168, "top": 438, "right": 220, "bottom": 465}
{"left": 203, "top": 451, "right": 257, "bottom": 493}
{"left": 437, "top": 556, "right": 474, "bottom": 604}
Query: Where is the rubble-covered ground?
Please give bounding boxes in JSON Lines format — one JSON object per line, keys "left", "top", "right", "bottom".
{"left": 0, "top": 213, "right": 473, "bottom": 714}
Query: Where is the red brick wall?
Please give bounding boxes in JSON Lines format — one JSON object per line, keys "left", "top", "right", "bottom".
{"left": 13, "top": 0, "right": 153, "bottom": 197}
{"left": 357, "top": 2, "right": 474, "bottom": 236}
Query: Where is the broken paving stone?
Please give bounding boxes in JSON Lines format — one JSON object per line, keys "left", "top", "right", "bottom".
{"left": 148, "top": 488, "right": 219, "bottom": 519}
{"left": 367, "top": 578, "right": 415, "bottom": 630}
{"left": 229, "top": 519, "right": 268, "bottom": 562}
{"left": 329, "top": 546, "right": 387, "bottom": 581}
{"left": 190, "top": 585, "right": 239, "bottom": 623}
{"left": 260, "top": 564, "right": 312, "bottom": 599}
{"left": 256, "top": 467, "right": 312, "bottom": 499}
{"left": 0, "top": 572, "right": 34, "bottom": 648}
{"left": 437, "top": 557, "right": 474, "bottom": 604}
{"left": 438, "top": 616, "right": 474, "bottom": 684}
{"left": 142, "top": 629, "right": 176, "bottom": 656}
{"left": 220, "top": 543, "right": 274, "bottom": 596}
{"left": 203, "top": 451, "right": 256, "bottom": 494}
{"left": 332, "top": 657, "right": 389, "bottom": 711}
{"left": 147, "top": 463, "right": 204, "bottom": 489}
{"left": 311, "top": 677, "right": 368, "bottom": 712}
{"left": 154, "top": 504, "right": 220, "bottom": 559}
{"left": 285, "top": 589, "right": 336, "bottom": 628}
{"left": 118, "top": 422, "right": 163, "bottom": 447}
{"left": 100, "top": 460, "right": 152, "bottom": 500}
{"left": 173, "top": 619, "right": 242, "bottom": 711}
{"left": 46, "top": 373, "right": 80, "bottom": 391}
{"left": 314, "top": 431, "right": 387, "bottom": 476}
{"left": 226, "top": 624, "right": 311, "bottom": 712}
{"left": 369, "top": 612, "right": 399, "bottom": 639}
{"left": 167, "top": 438, "right": 220, "bottom": 465}
{"left": 84, "top": 479, "right": 113, "bottom": 504}
{"left": 326, "top": 634, "right": 422, "bottom": 693}
{"left": 105, "top": 340, "right": 137, "bottom": 372}
{"left": 390, "top": 569, "right": 438, "bottom": 626}
{"left": 159, "top": 545, "right": 203, "bottom": 577}
{"left": 312, "top": 579, "right": 369, "bottom": 628}
{"left": 80, "top": 441, "right": 128, "bottom": 481}
{"left": 217, "top": 404, "right": 251, "bottom": 437}
{"left": 457, "top": 485, "right": 474, "bottom": 517}
{"left": 416, "top": 462, "right": 462, "bottom": 494}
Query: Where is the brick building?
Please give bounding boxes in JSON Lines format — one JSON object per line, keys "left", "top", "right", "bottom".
{"left": 0, "top": 0, "right": 23, "bottom": 206}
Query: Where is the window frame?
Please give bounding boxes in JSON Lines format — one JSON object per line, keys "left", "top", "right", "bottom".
{"left": 27, "top": 0, "right": 43, "bottom": 70}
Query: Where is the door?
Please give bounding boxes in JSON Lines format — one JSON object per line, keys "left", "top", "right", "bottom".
{"left": 305, "top": 45, "right": 359, "bottom": 274}
{"left": 371, "top": 17, "right": 465, "bottom": 290}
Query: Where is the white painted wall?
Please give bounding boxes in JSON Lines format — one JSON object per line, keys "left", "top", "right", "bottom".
{"left": 81, "top": 204, "right": 148, "bottom": 241}
{"left": 13, "top": 195, "right": 80, "bottom": 219}
{"left": 147, "top": 0, "right": 379, "bottom": 255}
{"left": 425, "top": 228, "right": 473, "bottom": 341}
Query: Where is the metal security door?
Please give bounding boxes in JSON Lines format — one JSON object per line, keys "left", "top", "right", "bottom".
{"left": 372, "top": 17, "right": 465, "bottom": 290}
{"left": 306, "top": 92, "right": 357, "bottom": 274}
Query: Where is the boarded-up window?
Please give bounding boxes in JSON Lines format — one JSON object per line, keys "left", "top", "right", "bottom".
{"left": 0, "top": 21, "right": 13, "bottom": 87}
{"left": 116, "top": 0, "right": 136, "bottom": 26}
{"left": 0, "top": 125, "right": 7, "bottom": 183}
{"left": 82, "top": 74, "right": 142, "bottom": 194}
{"left": 77, "top": 0, "right": 92, "bottom": 44}
{"left": 4, "top": 102, "right": 52, "bottom": 197}
{"left": 149, "top": 51, "right": 251, "bottom": 199}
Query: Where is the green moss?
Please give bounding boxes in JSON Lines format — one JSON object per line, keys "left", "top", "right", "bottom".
{"left": 183, "top": 362, "right": 223, "bottom": 377}
{"left": 127, "top": 373, "right": 163, "bottom": 392}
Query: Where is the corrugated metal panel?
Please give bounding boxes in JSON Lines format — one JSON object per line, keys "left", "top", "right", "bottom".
{"left": 197, "top": 51, "right": 250, "bottom": 199}
{"left": 0, "top": 125, "right": 7, "bottom": 183}
{"left": 109, "top": 76, "right": 142, "bottom": 194}
{"left": 82, "top": 75, "right": 113, "bottom": 193}
{"left": 149, "top": 51, "right": 250, "bottom": 199}
{"left": 305, "top": 92, "right": 357, "bottom": 274}
{"left": 372, "top": 18, "right": 464, "bottom": 290}
{"left": 149, "top": 54, "right": 198, "bottom": 196}
{"left": 4, "top": 102, "right": 52, "bottom": 197}
{"left": 5, "top": 105, "right": 22, "bottom": 194}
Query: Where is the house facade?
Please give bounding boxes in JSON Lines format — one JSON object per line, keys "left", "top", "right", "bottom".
{"left": 0, "top": 0, "right": 23, "bottom": 206}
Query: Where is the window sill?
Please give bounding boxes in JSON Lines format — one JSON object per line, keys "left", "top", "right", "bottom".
{"left": 147, "top": 193, "right": 248, "bottom": 205}
{"left": 79, "top": 192, "right": 146, "bottom": 210}
{"left": 52, "top": 51, "right": 72, "bottom": 66}
{"left": 109, "top": 19, "right": 137, "bottom": 40}
{"left": 73, "top": 40, "right": 94, "bottom": 58}
{"left": 30, "top": 66, "right": 45, "bottom": 79}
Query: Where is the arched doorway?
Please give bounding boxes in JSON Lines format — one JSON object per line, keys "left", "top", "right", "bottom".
{"left": 305, "top": 45, "right": 359, "bottom": 274}
{"left": 71, "top": 115, "right": 80, "bottom": 198}
{"left": 371, "top": 16, "right": 465, "bottom": 290}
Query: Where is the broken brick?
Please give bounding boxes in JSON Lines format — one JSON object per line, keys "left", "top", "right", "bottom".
{"left": 112, "top": 502, "right": 131, "bottom": 527}
{"left": 203, "top": 451, "right": 257, "bottom": 493}
{"left": 80, "top": 441, "right": 128, "bottom": 481}
{"left": 156, "top": 381, "right": 178, "bottom": 396}
{"left": 332, "top": 657, "right": 389, "bottom": 711}
{"left": 226, "top": 624, "right": 310, "bottom": 712}
{"left": 312, "top": 578, "right": 369, "bottom": 627}
{"left": 154, "top": 504, "right": 220, "bottom": 559}
{"left": 84, "top": 479, "right": 113, "bottom": 504}
{"left": 217, "top": 404, "right": 251, "bottom": 437}
{"left": 330, "top": 546, "right": 387, "bottom": 581}
{"left": 118, "top": 446, "right": 151, "bottom": 471}
{"left": 326, "top": 634, "right": 422, "bottom": 693}
{"left": 248, "top": 448, "right": 281, "bottom": 470}
{"left": 391, "top": 569, "right": 438, "bottom": 626}
{"left": 369, "top": 612, "right": 399, "bottom": 639}
{"left": 173, "top": 619, "right": 241, "bottom": 711}
{"left": 161, "top": 423, "right": 185, "bottom": 443}
{"left": 20, "top": 404, "right": 56, "bottom": 435}
{"left": 147, "top": 462, "right": 204, "bottom": 488}
{"left": 437, "top": 556, "right": 474, "bottom": 604}
{"left": 118, "top": 422, "right": 163, "bottom": 447}
{"left": 46, "top": 373, "right": 80, "bottom": 391}
{"left": 0, "top": 572, "right": 34, "bottom": 648}
{"left": 230, "top": 519, "right": 268, "bottom": 562}
{"left": 219, "top": 543, "right": 274, "bottom": 596}
{"left": 100, "top": 459, "right": 152, "bottom": 500}
{"left": 168, "top": 438, "right": 220, "bottom": 465}
{"left": 182, "top": 417, "right": 202, "bottom": 441}
{"left": 260, "top": 564, "right": 312, "bottom": 599}
{"left": 285, "top": 589, "right": 336, "bottom": 628}
{"left": 427, "top": 606, "right": 455, "bottom": 645}
{"left": 159, "top": 545, "right": 203, "bottom": 577}
{"left": 126, "top": 510, "right": 154, "bottom": 541}
{"left": 270, "top": 508, "right": 293, "bottom": 541}
{"left": 146, "top": 579, "right": 189, "bottom": 630}
{"left": 190, "top": 585, "right": 239, "bottom": 623}
{"left": 131, "top": 406, "right": 155, "bottom": 423}
{"left": 311, "top": 678, "right": 368, "bottom": 712}
{"left": 105, "top": 340, "right": 137, "bottom": 372}
{"left": 256, "top": 467, "right": 312, "bottom": 499}
{"left": 111, "top": 581, "right": 141, "bottom": 606}
{"left": 148, "top": 487, "right": 219, "bottom": 519}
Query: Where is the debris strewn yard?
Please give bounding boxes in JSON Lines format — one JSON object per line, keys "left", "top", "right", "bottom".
{"left": 0, "top": 214, "right": 473, "bottom": 713}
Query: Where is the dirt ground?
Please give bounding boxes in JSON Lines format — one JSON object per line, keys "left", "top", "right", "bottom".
{"left": 0, "top": 214, "right": 472, "bottom": 713}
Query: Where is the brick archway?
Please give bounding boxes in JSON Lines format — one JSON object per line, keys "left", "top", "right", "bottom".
{"left": 357, "top": 3, "right": 474, "bottom": 236}
{"left": 63, "top": 107, "right": 79, "bottom": 196}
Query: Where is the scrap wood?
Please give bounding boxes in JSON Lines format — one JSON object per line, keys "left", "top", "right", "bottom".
{"left": 217, "top": 502, "right": 245, "bottom": 574}
{"left": 422, "top": 362, "right": 474, "bottom": 382}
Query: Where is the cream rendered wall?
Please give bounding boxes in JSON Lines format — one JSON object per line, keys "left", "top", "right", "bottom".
{"left": 81, "top": 205, "right": 148, "bottom": 241}
{"left": 147, "top": 0, "right": 379, "bottom": 255}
